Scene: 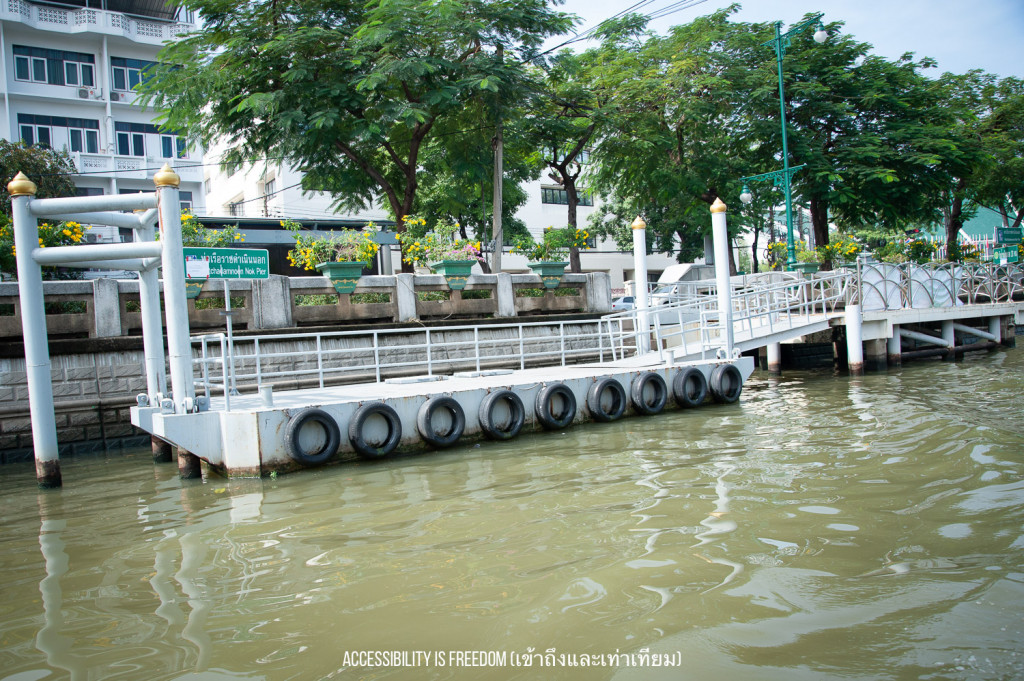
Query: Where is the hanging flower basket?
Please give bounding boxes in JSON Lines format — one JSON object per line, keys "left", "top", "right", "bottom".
{"left": 185, "top": 280, "right": 205, "bottom": 299}
{"left": 316, "top": 261, "right": 366, "bottom": 294}
{"left": 428, "top": 260, "right": 474, "bottom": 290}
{"left": 527, "top": 261, "right": 569, "bottom": 289}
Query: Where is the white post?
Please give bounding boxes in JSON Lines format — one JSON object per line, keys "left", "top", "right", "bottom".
{"left": 133, "top": 212, "right": 167, "bottom": 400}
{"left": 9, "top": 172, "right": 61, "bottom": 487}
{"left": 845, "top": 303, "right": 863, "bottom": 374}
{"left": 887, "top": 324, "right": 901, "bottom": 366}
{"left": 631, "top": 216, "right": 650, "bottom": 354}
{"left": 710, "top": 199, "right": 734, "bottom": 356}
{"left": 942, "top": 320, "right": 956, "bottom": 360}
{"left": 988, "top": 316, "right": 1002, "bottom": 345}
{"left": 154, "top": 164, "right": 195, "bottom": 412}
{"left": 766, "top": 342, "right": 781, "bottom": 375}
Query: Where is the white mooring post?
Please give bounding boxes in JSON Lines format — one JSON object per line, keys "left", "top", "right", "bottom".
{"left": 154, "top": 165, "right": 195, "bottom": 413}
{"left": 631, "top": 215, "right": 651, "bottom": 354}
{"left": 9, "top": 173, "right": 61, "bottom": 488}
{"left": 710, "top": 198, "right": 734, "bottom": 357}
{"left": 133, "top": 211, "right": 168, "bottom": 400}
{"left": 846, "top": 303, "right": 864, "bottom": 374}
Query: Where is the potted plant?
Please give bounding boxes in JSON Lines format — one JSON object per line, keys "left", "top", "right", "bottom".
{"left": 283, "top": 219, "right": 379, "bottom": 294}
{"left": 513, "top": 226, "right": 588, "bottom": 288}
{"left": 180, "top": 213, "right": 246, "bottom": 298}
{"left": 397, "top": 216, "right": 481, "bottom": 290}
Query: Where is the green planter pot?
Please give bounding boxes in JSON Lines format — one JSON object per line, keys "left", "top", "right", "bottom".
{"left": 185, "top": 280, "right": 205, "bottom": 299}
{"left": 428, "top": 260, "right": 475, "bottom": 290}
{"left": 527, "top": 261, "right": 569, "bottom": 289}
{"left": 316, "top": 261, "right": 366, "bottom": 294}
{"left": 790, "top": 262, "right": 819, "bottom": 275}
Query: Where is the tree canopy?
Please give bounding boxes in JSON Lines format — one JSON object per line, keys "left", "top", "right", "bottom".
{"left": 0, "top": 140, "right": 77, "bottom": 217}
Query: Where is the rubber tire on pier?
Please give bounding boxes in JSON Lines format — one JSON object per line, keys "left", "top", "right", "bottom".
{"left": 478, "top": 390, "right": 525, "bottom": 440}
{"left": 535, "top": 382, "right": 577, "bottom": 430}
{"left": 672, "top": 368, "right": 708, "bottom": 408}
{"left": 349, "top": 402, "right": 403, "bottom": 459}
{"left": 586, "top": 378, "right": 627, "bottom": 422}
{"left": 285, "top": 408, "right": 341, "bottom": 466}
{"left": 709, "top": 364, "right": 743, "bottom": 404}
{"left": 416, "top": 396, "right": 465, "bottom": 448}
{"left": 631, "top": 372, "right": 668, "bottom": 415}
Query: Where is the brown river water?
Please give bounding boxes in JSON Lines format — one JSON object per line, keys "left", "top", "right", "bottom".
{"left": 1, "top": 347, "right": 1023, "bottom": 681}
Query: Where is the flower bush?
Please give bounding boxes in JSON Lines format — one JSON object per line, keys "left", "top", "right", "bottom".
{"left": 181, "top": 213, "right": 245, "bottom": 247}
{"left": 875, "top": 236, "right": 936, "bottom": 265}
{"left": 396, "top": 216, "right": 480, "bottom": 266}
{"left": 283, "top": 219, "right": 379, "bottom": 271}
{"left": 816, "top": 233, "right": 861, "bottom": 266}
{"left": 513, "top": 226, "right": 589, "bottom": 262}
{"left": 0, "top": 217, "right": 88, "bottom": 279}
{"left": 766, "top": 239, "right": 813, "bottom": 270}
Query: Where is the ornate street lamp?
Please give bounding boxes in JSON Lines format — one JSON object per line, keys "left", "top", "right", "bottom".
{"left": 740, "top": 13, "right": 827, "bottom": 271}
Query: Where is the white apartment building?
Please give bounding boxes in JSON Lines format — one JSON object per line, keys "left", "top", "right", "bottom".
{"left": 1, "top": 0, "right": 205, "bottom": 242}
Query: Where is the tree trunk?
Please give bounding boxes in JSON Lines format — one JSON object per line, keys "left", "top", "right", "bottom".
{"left": 751, "top": 223, "right": 760, "bottom": 274}
{"left": 945, "top": 195, "right": 964, "bottom": 258}
{"left": 564, "top": 179, "right": 582, "bottom": 273}
{"left": 809, "top": 197, "right": 829, "bottom": 250}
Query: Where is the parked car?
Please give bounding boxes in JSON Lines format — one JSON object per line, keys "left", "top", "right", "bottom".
{"left": 611, "top": 295, "right": 635, "bottom": 311}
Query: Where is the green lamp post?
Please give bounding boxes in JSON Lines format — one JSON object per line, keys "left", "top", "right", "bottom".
{"left": 740, "top": 13, "right": 827, "bottom": 271}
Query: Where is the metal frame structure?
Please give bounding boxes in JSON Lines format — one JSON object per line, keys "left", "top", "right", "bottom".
{"left": 9, "top": 166, "right": 187, "bottom": 487}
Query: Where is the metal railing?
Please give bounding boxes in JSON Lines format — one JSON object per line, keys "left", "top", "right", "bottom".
{"left": 854, "top": 261, "right": 1024, "bottom": 311}
{"left": 191, "top": 319, "right": 638, "bottom": 410}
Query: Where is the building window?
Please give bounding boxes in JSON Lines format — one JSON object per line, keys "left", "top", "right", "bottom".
{"left": 161, "top": 135, "right": 184, "bottom": 158}
{"left": 13, "top": 45, "right": 95, "bottom": 87}
{"left": 75, "top": 187, "right": 104, "bottom": 197}
{"left": 204, "top": 178, "right": 212, "bottom": 193}
{"left": 227, "top": 201, "right": 243, "bottom": 217}
{"left": 180, "top": 191, "right": 193, "bottom": 213}
{"left": 264, "top": 178, "right": 276, "bottom": 196}
{"left": 111, "top": 57, "right": 157, "bottom": 91}
{"left": 20, "top": 124, "right": 51, "bottom": 147}
{"left": 541, "top": 187, "right": 593, "bottom": 206}
{"left": 117, "top": 131, "right": 145, "bottom": 156}
{"left": 18, "top": 114, "right": 100, "bottom": 152}
{"left": 69, "top": 128, "right": 99, "bottom": 154}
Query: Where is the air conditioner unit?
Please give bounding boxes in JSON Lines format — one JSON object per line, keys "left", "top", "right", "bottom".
{"left": 77, "top": 88, "right": 102, "bottom": 100}
{"left": 78, "top": 88, "right": 90, "bottom": 99}
{"left": 110, "top": 92, "right": 121, "bottom": 102}
{"left": 84, "top": 234, "right": 99, "bottom": 243}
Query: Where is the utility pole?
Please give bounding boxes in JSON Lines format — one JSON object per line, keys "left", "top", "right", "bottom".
{"left": 491, "top": 43, "right": 503, "bottom": 273}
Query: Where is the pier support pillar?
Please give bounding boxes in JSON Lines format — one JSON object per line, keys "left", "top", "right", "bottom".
{"left": 177, "top": 447, "right": 201, "bottom": 479}
{"left": 887, "top": 326, "right": 901, "bottom": 367}
{"left": 941, "top": 320, "right": 956, "bottom": 361}
{"left": 766, "top": 342, "right": 782, "bottom": 375}
{"left": 845, "top": 304, "right": 864, "bottom": 375}
{"left": 988, "top": 316, "right": 1002, "bottom": 345}
{"left": 152, "top": 436, "right": 172, "bottom": 463}
{"left": 1001, "top": 316, "right": 1016, "bottom": 347}
{"left": 9, "top": 173, "right": 60, "bottom": 488}
{"left": 864, "top": 339, "right": 887, "bottom": 372}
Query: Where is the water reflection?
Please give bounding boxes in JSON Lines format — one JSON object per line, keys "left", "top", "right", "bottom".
{"left": 0, "top": 349, "right": 1022, "bottom": 680}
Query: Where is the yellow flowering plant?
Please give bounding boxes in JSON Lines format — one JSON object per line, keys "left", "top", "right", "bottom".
{"left": 816, "top": 233, "right": 861, "bottom": 266}
{"left": 396, "top": 216, "right": 480, "bottom": 266}
{"left": 283, "top": 219, "right": 379, "bottom": 271}
{"left": 180, "top": 212, "right": 245, "bottom": 247}
{"left": 1, "top": 217, "right": 88, "bottom": 279}
{"left": 513, "top": 226, "right": 589, "bottom": 262}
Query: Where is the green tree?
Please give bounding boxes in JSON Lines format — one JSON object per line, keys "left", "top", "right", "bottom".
{"left": 0, "top": 140, "right": 77, "bottom": 217}
{"left": 141, "top": 0, "right": 571, "bottom": 270}
{"left": 972, "top": 76, "right": 1024, "bottom": 231}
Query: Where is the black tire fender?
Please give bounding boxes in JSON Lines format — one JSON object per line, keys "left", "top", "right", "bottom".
{"left": 631, "top": 372, "right": 668, "bottom": 415}
{"left": 348, "top": 402, "right": 403, "bottom": 459}
{"left": 416, "top": 396, "right": 465, "bottom": 448}
{"left": 709, "top": 364, "right": 743, "bottom": 404}
{"left": 534, "top": 382, "right": 577, "bottom": 430}
{"left": 284, "top": 408, "right": 341, "bottom": 465}
{"left": 478, "top": 390, "right": 525, "bottom": 440}
{"left": 586, "top": 378, "right": 626, "bottom": 422}
{"left": 672, "top": 367, "right": 708, "bottom": 408}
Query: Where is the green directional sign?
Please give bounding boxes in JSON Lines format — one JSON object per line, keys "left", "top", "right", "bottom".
{"left": 997, "top": 227, "right": 1022, "bottom": 244}
{"left": 994, "top": 246, "right": 1019, "bottom": 265}
{"left": 183, "top": 247, "right": 270, "bottom": 280}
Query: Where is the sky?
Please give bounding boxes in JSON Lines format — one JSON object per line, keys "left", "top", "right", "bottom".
{"left": 550, "top": 0, "right": 1024, "bottom": 79}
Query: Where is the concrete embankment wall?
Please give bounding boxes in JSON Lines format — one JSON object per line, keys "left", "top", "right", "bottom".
{"left": 0, "top": 314, "right": 612, "bottom": 463}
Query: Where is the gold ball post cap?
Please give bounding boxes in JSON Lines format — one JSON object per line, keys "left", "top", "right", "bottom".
{"left": 710, "top": 198, "right": 727, "bottom": 214}
{"left": 631, "top": 216, "right": 647, "bottom": 230}
{"left": 7, "top": 171, "right": 38, "bottom": 197}
{"left": 153, "top": 163, "right": 181, "bottom": 188}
